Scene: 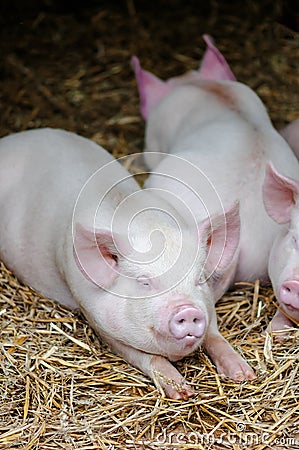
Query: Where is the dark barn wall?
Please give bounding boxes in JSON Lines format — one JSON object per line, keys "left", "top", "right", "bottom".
{"left": 0, "top": 0, "right": 298, "bottom": 155}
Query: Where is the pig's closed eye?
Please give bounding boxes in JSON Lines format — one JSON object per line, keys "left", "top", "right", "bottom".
{"left": 291, "top": 235, "right": 297, "bottom": 248}
{"left": 137, "top": 275, "right": 151, "bottom": 287}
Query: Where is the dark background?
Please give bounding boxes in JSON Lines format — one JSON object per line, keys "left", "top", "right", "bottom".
{"left": 0, "top": 0, "right": 298, "bottom": 157}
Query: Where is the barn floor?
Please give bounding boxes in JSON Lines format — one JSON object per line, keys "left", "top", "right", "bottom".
{"left": 0, "top": 1, "right": 298, "bottom": 448}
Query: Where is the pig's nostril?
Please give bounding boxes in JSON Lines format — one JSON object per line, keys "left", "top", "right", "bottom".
{"left": 178, "top": 318, "right": 199, "bottom": 324}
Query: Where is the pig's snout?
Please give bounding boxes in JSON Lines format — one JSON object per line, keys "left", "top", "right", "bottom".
{"left": 280, "top": 280, "right": 299, "bottom": 311}
{"left": 169, "top": 306, "right": 206, "bottom": 341}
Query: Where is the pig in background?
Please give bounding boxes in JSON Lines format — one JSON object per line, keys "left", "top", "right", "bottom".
{"left": 0, "top": 127, "right": 253, "bottom": 400}
{"left": 132, "top": 35, "right": 299, "bottom": 337}
{"left": 261, "top": 118, "right": 299, "bottom": 334}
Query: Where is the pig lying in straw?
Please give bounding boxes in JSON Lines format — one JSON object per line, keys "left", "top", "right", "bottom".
{"left": 0, "top": 128, "right": 249, "bottom": 399}
{"left": 261, "top": 118, "right": 299, "bottom": 334}
{"left": 132, "top": 35, "right": 299, "bottom": 338}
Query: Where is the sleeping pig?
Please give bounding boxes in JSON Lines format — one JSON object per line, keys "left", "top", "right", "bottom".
{"left": 261, "top": 118, "right": 299, "bottom": 333}
{"left": 0, "top": 127, "right": 252, "bottom": 399}
{"left": 132, "top": 35, "right": 299, "bottom": 339}
{"left": 263, "top": 162, "right": 299, "bottom": 333}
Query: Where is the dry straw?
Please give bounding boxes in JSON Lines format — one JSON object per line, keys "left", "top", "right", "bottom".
{"left": 1, "top": 260, "right": 298, "bottom": 449}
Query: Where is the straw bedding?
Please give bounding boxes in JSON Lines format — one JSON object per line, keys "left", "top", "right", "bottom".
{"left": 0, "top": 1, "right": 298, "bottom": 448}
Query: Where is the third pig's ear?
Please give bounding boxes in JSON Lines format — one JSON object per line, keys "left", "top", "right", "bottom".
{"left": 197, "top": 34, "right": 236, "bottom": 82}
{"left": 131, "top": 36, "right": 236, "bottom": 121}
{"left": 131, "top": 56, "right": 172, "bottom": 120}
{"left": 263, "top": 163, "right": 299, "bottom": 224}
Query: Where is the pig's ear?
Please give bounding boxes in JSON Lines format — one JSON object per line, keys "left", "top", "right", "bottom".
{"left": 199, "top": 202, "right": 240, "bottom": 298}
{"left": 263, "top": 163, "right": 299, "bottom": 224}
{"left": 198, "top": 34, "right": 236, "bottom": 81}
{"left": 131, "top": 56, "right": 172, "bottom": 120}
{"left": 73, "top": 224, "right": 121, "bottom": 289}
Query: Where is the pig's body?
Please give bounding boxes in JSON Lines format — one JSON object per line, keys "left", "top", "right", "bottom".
{"left": 143, "top": 80, "right": 299, "bottom": 284}
{"left": 133, "top": 35, "right": 299, "bottom": 295}
{"left": 261, "top": 118, "right": 299, "bottom": 333}
{"left": 0, "top": 128, "right": 255, "bottom": 399}
{"left": 0, "top": 128, "right": 131, "bottom": 308}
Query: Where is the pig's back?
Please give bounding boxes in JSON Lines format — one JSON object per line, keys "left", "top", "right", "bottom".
{"left": 0, "top": 128, "right": 128, "bottom": 306}
{"left": 178, "top": 122, "right": 299, "bottom": 282}
{"left": 146, "top": 109, "right": 299, "bottom": 283}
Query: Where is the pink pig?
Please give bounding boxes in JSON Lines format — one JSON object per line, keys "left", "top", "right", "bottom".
{"left": 263, "top": 163, "right": 299, "bottom": 332}
{"left": 0, "top": 127, "right": 247, "bottom": 399}
{"left": 132, "top": 36, "right": 299, "bottom": 338}
{"left": 261, "top": 118, "right": 299, "bottom": 333}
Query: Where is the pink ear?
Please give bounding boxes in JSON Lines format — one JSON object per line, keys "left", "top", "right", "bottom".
{"left": 199, "top": 202, "right": 240, "bottom": 280}
{"left": 73, "top": 224, "right": 120, "bottom": 288}
{"left": 198, "top": 34, "right": 236, "bottom": 81}
{"left": 263, "top": 163, "right": 299, "bottom": 224}
{"left": 131, "top": 56, "right": 172, "bottom": 120}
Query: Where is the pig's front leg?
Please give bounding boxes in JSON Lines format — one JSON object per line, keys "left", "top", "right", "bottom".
{"left": 105, "top": 338, "right": 194, "bottom": 400}
{"left": 203, "top": 313, "right": 256, "bottom": 381}
{"left": 266, "top": 309, "right": 295, "bottom": 336}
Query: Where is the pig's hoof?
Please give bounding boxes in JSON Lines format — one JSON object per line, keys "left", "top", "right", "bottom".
{"left": 231, "top": 365, "right": 256, "bottom": 382}
{"left": 214, "top": 352, "right": 256, "bottom": 382}
{"left": 264, "top": 321, "right": 295, "bottom": 342}
{"left": 151, "top": 357, "right": 194, "bottom": 400}
{"left": 220, "top": 360, "right": 256, "bottom": 382}
{"left": 165, "top": 381, "right": 194, "bottom": 400}
{"left": 264, "top": 310, "right": 297, "bottom": 340}
{"left": 263, "top": 326, "right": 291, "bottom": 343}
{"left": 265, "top": 331, "right": 293, "bottom": 344}
{"left": 153, "top": 368, "right": 194, "bottom": 400}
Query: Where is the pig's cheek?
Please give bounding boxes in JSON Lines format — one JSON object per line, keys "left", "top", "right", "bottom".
{"left": 82, "top": 291, "right": 132, "bottom": 338}
{"left": 269, "top": 239, "right": 288, "bottom": 296}
{"left": 197, "top": 288, "right": 214, "bottom": 319}
{"left": 277, "top": 251, "right": 298, "bottom": 295}
{"left": 270, "top": 246, "right": 299, "bottom": 323}
{"left": 85, "top": 302, "right": 122, "bottom": 337}
{"left": 277, "top": 263, "right": 299, "bottom": 322}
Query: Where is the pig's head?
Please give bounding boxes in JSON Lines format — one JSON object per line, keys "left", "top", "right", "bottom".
{"left": 73, "top": 201, "right": 240, "bottom": 361}
{"left": 263, "top": 163, "right": 299, "bottom": 324}
{"left": 131, "top": 34, "right": 236, "bottom": 121}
